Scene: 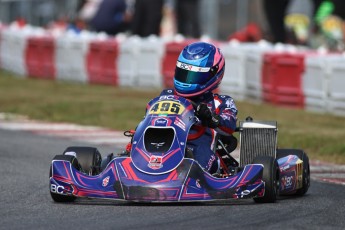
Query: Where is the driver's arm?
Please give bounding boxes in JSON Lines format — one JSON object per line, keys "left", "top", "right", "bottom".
{"left": 213, "top": 95, "right": 238, "bottom": 136}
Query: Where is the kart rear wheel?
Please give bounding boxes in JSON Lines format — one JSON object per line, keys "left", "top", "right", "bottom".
{"left": 253, "top": 156, "right": 279, "bottom": 203}
{"left": 277, "top": 149, "right": 310, "bottom": 195}
{"left": 63, "top": 146, "right": 102, "bottom": 175}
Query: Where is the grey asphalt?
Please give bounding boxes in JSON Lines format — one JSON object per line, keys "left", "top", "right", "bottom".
{"left": 0, "top": 129, "right": 344, "bottom": 230}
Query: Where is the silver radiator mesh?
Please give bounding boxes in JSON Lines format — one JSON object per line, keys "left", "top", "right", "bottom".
{"left": 239, "top": 121, "right": 277, "bottom": 167}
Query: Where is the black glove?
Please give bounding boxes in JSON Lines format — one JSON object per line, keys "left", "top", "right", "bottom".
{"left": 195, "top": 103, "right": 220, "bottom": 128}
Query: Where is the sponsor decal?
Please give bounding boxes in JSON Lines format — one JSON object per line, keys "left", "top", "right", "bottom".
{"left": 206, "top": 154, "right": 216, "bottom": 171}
{"left": 151, "top": 142, "right": 165, "bottom": 149}
{"left": 176, "top": 61, "right": 210, "bottom": 72}
{"left": 196, "top": 179, "right": 201, "bottom": 188}
{"left": 174, "top": 117, "right": 186, "bottom": 131}
{"left": 241, "top": 190, "right": 251, "bottom": 196}
{"left": 50, "top": 184, "right": 65, "bottom": 194}
{"left": 148, "top": 155, "right": 163, "bottom": 170}
{"left": 220, "top": 111, "right": 231, "bottom": 121}
{"left": 159, "top": 95, "right": 177, "bottom": 101}
{"left": 281, "top": 164, "right": 290, "bottom": 171}
{"left": 154, "top": 118, "right": 168, "bottom": 126}
{"left": 281, "top": 175, "right": 294, "bottom": 190}
{"left": 102, "top": 176, "right": 110, "bottom": 187}
{"left": 225, "top": 98, "right": 237, "bottom": 110}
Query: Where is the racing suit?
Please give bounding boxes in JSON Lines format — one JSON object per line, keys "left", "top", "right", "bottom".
{"left": 160, "top": 89, "right": 238, "bottom": 174}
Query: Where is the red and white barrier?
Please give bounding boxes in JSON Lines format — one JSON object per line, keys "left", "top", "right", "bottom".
{"left": 117, "top": 35, "right": 165, "bottom": 88}
{"left": 262, "top": 51, "right": 306, "bottom": 108}
{"left": 327, "top": 55, "right": 345, "bottom": 116}
{"left": 87, "top": 37, "right": 119, "bottom": 85}
{"left": 117, "top": 36, "right": 141, "bottom": 87}
{"left": 55, "top": 31, "right": 96, "bottom": 83}
{"left": 1, "top": 24, "right": 345, "bottom": 117}
{"left": 162, "top": 39, "right": 197, "bottom": 88}
{"left": 135, "top": 36, "right": 165, "bottom": 88}
{"left": 1, "top": 25, "right": 33, "bottom": 76}
{"left": 26, "top": 35, "right": 56, "bottom": 80}
{"left": 303, "top": 54, "right": 333, "bottom": 113}
{"left": 220, "top": 40, "right": 273, "bottom": 101}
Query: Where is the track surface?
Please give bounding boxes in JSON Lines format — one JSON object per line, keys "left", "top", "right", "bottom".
{"left": 1, "top": 128, "right": 345, "bottom": 230}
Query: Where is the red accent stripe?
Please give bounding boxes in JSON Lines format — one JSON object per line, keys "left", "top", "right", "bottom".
{"left": 213, "top": 95, "right": 222, "bottom": 115}
{"left": 63, "top": 161, "right": 72, "bottom": 181}
{"left": 163, "top": 148, "right": 180, "bottom": 163}
{"left": 76, "top": 173, "right": 90, "bottom": 187}
{"left": 135, "top": 147, "right": 150, "bottom": 162}
{"left": 219, "top": 177, "right": 239, "bottom": 189}
{"left": 216, "top": 152, "right": 229, "bottom": 176}
{"left": 181, "top": 178, "right": 210, "bottom": 199}
{"left": 187, "top": 125, "right": 206, "bottom": 141}
{"left": 121, "top": 158, "right": 148, "bottom": 183}
{"left": 238, "top": 165, "right": 253, "bottom": 186}
{"left": 218, "top": 126, "right": 234, "bottom": 135}
{"left": 153, "top": 170, "right": 178, "bottom": 184}
{"left": 182, "top": 104, "right": 194, "bottom": 117}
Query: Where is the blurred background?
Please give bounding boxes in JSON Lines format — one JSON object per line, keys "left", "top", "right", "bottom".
{"left": 1, "top": 0, "right": 343, "bottom": 50}
{"left": 0, "top": 0, "right": 267, "bottom": 40}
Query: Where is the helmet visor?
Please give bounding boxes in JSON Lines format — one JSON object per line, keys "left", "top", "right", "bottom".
{"left": 174, "top": 62, "right": 214, "bottom": 85}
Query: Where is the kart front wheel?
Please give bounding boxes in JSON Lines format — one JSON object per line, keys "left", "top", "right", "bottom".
{"left": 63, "top": 146, "right": 102, "bottom": 175}
{"left": 253, "top": 156, "right": 279, "bottom": 203}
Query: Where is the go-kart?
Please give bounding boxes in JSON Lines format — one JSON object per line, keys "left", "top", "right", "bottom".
{"left": 49, "top": 95, "right": 310, "bottom": 203}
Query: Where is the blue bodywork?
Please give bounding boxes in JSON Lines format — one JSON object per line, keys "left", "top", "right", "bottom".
{"left": 50, "top": 95, "right": 266, "bottom": 202}
{"left": 50, "top": 95, "right": 305, "bottom": 202}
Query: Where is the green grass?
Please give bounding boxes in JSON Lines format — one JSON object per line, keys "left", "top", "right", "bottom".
{"left": 1, "top": 70, "right": 345, "bottom": 164}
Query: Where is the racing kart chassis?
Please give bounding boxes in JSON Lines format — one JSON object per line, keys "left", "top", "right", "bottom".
{"left": 49, "top": 96, "right": 310, "bottom": 203}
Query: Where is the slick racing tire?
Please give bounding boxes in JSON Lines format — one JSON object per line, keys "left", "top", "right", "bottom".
{"left": 277, "top": 149, "right": 310, "bottom": 196}
{"left": 63, "top": 146, "right": 102, "bottom": 176}
{"left": 253, "top": 156, "right": 279, "bottom": 203}
{"left": 49, "top": 155, "right": 79, "bottom": 202}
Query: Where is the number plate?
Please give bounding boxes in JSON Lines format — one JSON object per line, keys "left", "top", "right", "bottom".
{"left": 149, "top": 101, "right": 185, "bottom": 115}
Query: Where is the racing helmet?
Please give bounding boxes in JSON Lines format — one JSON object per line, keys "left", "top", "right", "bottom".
{"left": 174, "top": 42, "right": 225, "bottom": 97}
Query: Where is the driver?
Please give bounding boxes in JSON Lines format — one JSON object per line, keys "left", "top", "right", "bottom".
{"left": 160, "top": 41, "right": 238, "bottom": 174}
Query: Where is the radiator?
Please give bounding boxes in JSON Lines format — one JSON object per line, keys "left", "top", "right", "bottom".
{"left": 239, "top": 120, "right": 277, "bottom": 167}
